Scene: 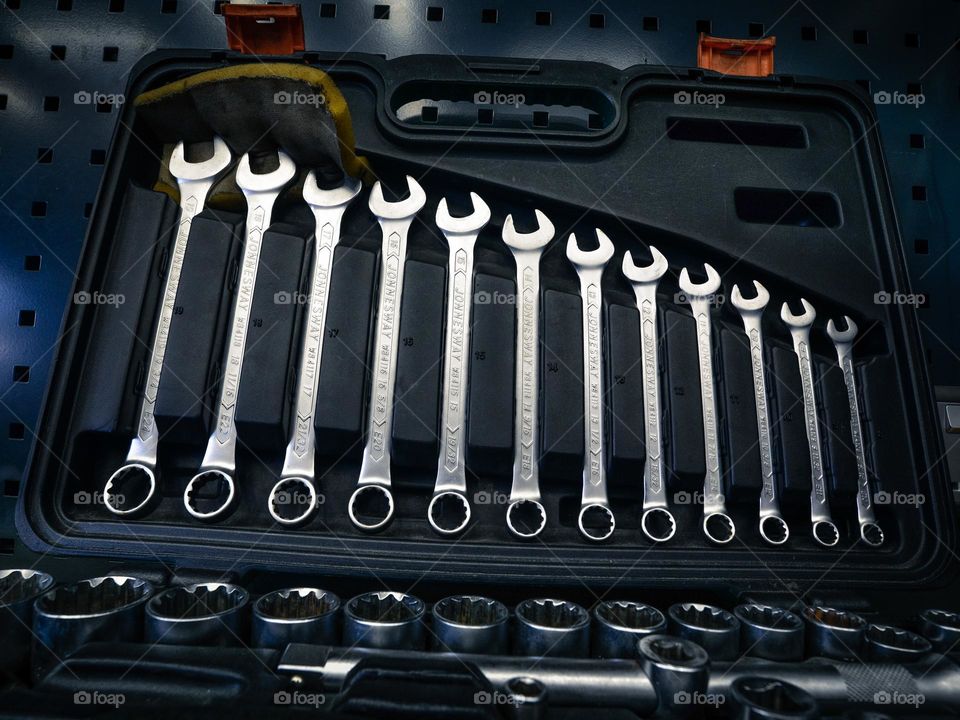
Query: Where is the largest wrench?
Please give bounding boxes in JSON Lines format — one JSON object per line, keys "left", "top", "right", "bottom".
{"left": 348, "top": 176, "right": 426, "bottom": 532}
{"left": 567, "top": 229, "right": 616, "bottom": 542}
{"left": 502, "top": 210, "right": 555, "bottom": 539}
{"left": 826, "top": 316, "right": 884, "bottom": 547}
{"left": 679, "top": 264, "right": 736, "bottom": 544}
{"left": 781, "top": 299, "right": 840, "bottom": 547}
{"left": 427, "top": 192, "right": 491, "bottom": 536}
{"left": 104, "top": 137, "right": 232, "bottom": 516}
{"left": 184, "top": 150, "right": 297, "bottom": 520}
{"left": 268, "top": 173, "right": 362, "bottom": 526}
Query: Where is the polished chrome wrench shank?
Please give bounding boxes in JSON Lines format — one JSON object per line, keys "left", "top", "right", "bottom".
{"left": 184, "top": 151, "right": 297, "bottom": 520}
{"left": 622, "top": 247, "right": 676, "bottom": 543}
{"left": 348, "top": 176, "right": 426, "bottom": 532}
{"left": 781, "top": 299, "right": 840, "bottom": 547}
{"left": 502, "top": 211, "right": 554, "bottom": 539}
{"left": 826, "top": 316, "right": 884, "bottom": 547}
{"left": 679, "top": 264, "right": 736, "bottom": 544}
{"left": 731, "top": 281, "right": 789, "bottom": 545}
{"left": 268, "top": 174, "right": 361, "bottom": 526}
{"left": 104, "top": 137, "right": 232, "bottom": 516}
{"left": 427, "top": 192, "right": 491, "bottom": 536}
{"left": 567, "top": 229, "right": 616, "bottom": 542}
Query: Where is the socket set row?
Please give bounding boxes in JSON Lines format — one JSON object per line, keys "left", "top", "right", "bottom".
{"left": 102, "top": 140, "right": 884, "bottom": 548}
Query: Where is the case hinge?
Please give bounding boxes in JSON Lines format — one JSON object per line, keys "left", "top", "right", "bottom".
{"left": 697, "top": 33, "right": 776, "bottom": 77}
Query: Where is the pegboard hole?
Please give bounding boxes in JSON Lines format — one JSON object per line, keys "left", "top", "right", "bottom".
{"left": 50, "top": 45, "right": 67, "bottom": 61}
{"left": 161, "top": 0, "right": 177, "bottom": 13}
{"left": 31, "top": 202, "right": 47, "bottom": 217}
{"left": 910, "top": 133, "right": 925, "bottom": 149}
{"left": 748, "top": 22, "right": 764, "bottom": 37}
{"left": 13, "top": 366, "right": 29, "bottom": 384}
{"left": 643, "top": 16, "right": 659, "bottom": 31}
{"left": 477, "top": 107, "right": 493, "bottom": 124}
{"left": 18, "top": 310, "right": 36, "bottom": 327}
{"left": 37, "top": 148, "right": 53, "bottom": 164}
{"left": 426, "top": 6, "right": 442, "bottom": 21}
{"left": 373, "top": 4, "right": 389, "bottom": 20}
{"left": 8, "top": 423, "right": 24, "bottom": 440}
{"left": 0, "top": 95, "right": 6, "bottom": 110}
{"left": 103, "top": 46, "right": 119, "bottom": 62}
{"left": 3, "top": 480, "right": 19, "bottom": 498}
{"left": 907, "top": 81, "right": 923, "bottom": 95}
{"left": 57, "top": 0, "right": 73, "bottom": 9}
{"left": 589, "top": 13, "right": 604, "bottom": 29}
{"left": 535, "top": 10, "right": 551, "bottom": 26}
{"left": 912, "top": 185, "right": 927, "bottom": 201}
{"left": 24, "top": 256, "right": 41, "bottom": 272}
{"left": 914, "top": 238, "right": 928, "bottom": 254}
{"left": 4, "top": 0, "right": 21, "bottom": 9}
{"left": 904, "top": 32, "right": 920, "bottom": 48}
{"left": 696, "top": 19, "right": 712, "bottom": 34}
{"left": 533, "top": 111, "right": 549, "bottom": 128}
{"left": 43, "top": 96, "right": 59, "bottom": 112}
{"left": 0, "top": 45, "right": 13, "bottom": 60}
{"left": 801, "top": 26, "right": 817, "bottom": 41}
{"left": 90, "top": 149, "right": 106, "bottom": 165}
{"left": 480, "top": 8, "right": 497, "bottom": 23}
{"left": 108, "top": 0, "right": 125, "bottom": 12}
{"left": 319, "top": 3, "right": 335, "bottom": 18}
{"left": 853, "top": 29, "right": 869, "bottom": 45}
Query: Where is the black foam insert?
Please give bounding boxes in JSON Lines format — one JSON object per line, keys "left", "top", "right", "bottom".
{"left": 540, "top": 289, "right": 583, "bottom": 485}
{"left": 770, "top": 345, "right": 812, "bottom": 497}
{"left": 607, "top": 302, "right": 646, "bottom": 486}
{"left": 719, "top": 326, "right": 762, "bottom": 497}
{"left": 663, "top": 308, "right": 705, "bottom": 490}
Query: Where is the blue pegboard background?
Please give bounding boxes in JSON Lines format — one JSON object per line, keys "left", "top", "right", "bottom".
{"left": 0, "top": 0, "right": 958, "bottom": 571}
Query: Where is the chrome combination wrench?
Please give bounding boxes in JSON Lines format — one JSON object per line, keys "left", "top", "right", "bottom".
{"left": 781, "top": 299, "right": 840, "bottom": 547}
{"left": 348, "top": 176, "right": 426, "bottom": 532}
{"left": 826, "top": 316, "right": 884, "bottom": 547}
{"left": 104, "top": 137, "right": 232, "bottom": 517}
{"left": 731, "top": 281, "right": 790, "bottom": 546}
{"left": 679, "top": 264, "right": 736, "bottom": 544}
{"left": 268, "top": 173, "right": 362, "bottom": 526}
{"left": 502, "top": 210, "right": 555, "bottom": 539}
{"left": 427, "top": 192, "right": 491, "bottom": 536}
{"left": 567, "top": 229, "right": 616, "bottom": 542}
{"left": 184, "top": 150, "right": 297, "bottom": 520}
{"left": 622, "top": 247, "right": 676, "bottom": 543}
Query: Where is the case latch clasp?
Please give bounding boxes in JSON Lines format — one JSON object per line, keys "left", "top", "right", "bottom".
{"left": 223, "top": 2, "right": 305, "bottom": 56}
{"left": 697, "top": 33, "right": 776, "bottom": 77}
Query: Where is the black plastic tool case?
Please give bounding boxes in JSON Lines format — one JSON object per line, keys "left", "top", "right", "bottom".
{"left": 16, "top": 51, "right": 954, "bottom": 591}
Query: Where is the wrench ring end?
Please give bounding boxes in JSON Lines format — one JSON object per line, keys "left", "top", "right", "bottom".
{"left": 183, "top": 469, "right": 236, "bottom": 521}
{"left": 860, "top": 521, "right": 884, "bottom": 547}
{"left": 703, "top": 512, "right": 736, "bottom": 545}
{"left": 641, "top": 507, "right": 677, "bottom": 543}
{"left": 812, "top": 520, "right": 840, "bottom": 548}
{"left": 506, "top": 499, "right": 547, "bottom": 539}
{"left": 427, "top": 491, "right": 471, "bottom": 536}
{"left": 348, "top": 484, "right": 395, "bottom": 532}
{"left": 578, "top": 503, "right": 615, "bottom": 542}
{"left": 267, "top": 477, "right": 318, "bottom": 527}
{"left": 759, "top": 515, "right": 790, "bottom": 546}
{"left": 104, "top": 463, "right": 157, "bottom": 517}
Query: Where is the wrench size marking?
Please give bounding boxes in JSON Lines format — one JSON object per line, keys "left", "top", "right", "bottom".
{"left": 797, "top": 341, "right": 826, "bottom": 503}
{"left": 695, "top": 310, "right": 721, "bottom": 498}
{"left": 442, "top": 248, "right": 469, "bottom": 474}
{"left": 586, "top": 283, "right": 604, "bottom": 487}
{"left": 640, "top": 300, "right": 661, "bottom": 493}
{"left": 519, "top": 265, "right": 537, "bottom": 480}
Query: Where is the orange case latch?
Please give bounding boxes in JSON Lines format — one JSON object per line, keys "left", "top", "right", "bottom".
{"left": 223, "top": 3, "right": 305, "bottom": 56}
{"left": 697, "top": 33, "right": 776, "bottom": 77}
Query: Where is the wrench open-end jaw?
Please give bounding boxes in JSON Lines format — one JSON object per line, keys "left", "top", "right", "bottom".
{"left": 781, "top": 299, "right": 840, "bottom": 548}
{"left": 350, "top": 176, "right": 427, "bottom": 532}
{"left": 268, "top": 173, "right": 362, "bottom": 527}
{"left": 428, "top": 192, "right": 491, "bottom": 536}
{"left": 502, "top": 210, "right": 555, "bottom": 539}
{"left": 185, "top": 150, "right": 297, "bottom": 521}
{"left": 826, "top": 315, "right": 884, "bottom": 548}
{"left": 622, "top": 247, "right": 676, "bottom": 543}
{"left": 679, "top": 263, "right": 736, "bottom": 545}
{"left": 731, "top": 281, "right": 790, "bottom": 546}
{"left": 567, "top": 230, "right": 616, "bottom": 542}
{"left": 104, "top": 137, "right": 233, "bottom": 518}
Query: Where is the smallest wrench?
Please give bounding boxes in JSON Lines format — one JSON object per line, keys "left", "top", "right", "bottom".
{"left": 826, "top": 316, "right": 884, "bottom": 547}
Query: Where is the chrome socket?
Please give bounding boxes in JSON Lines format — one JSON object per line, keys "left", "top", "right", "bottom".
{"left": 32, "top": 576, "right": 153, "bottom": 676}
{"left": 0, "top": 569, "right": 54, "bottom": 674}
{"left": 734, "top": 603, "right": 805, "bottom": 662}
{"left": 343, "top": 591, "right": 426, "bottom": 650}
{"left": 801, "top": 606, "right": 866, "bottom": 660}
{"left": 252, "top": 588, "right": 341, "bottom": 649}
{"left": 145, "top": 582, "right": 249, "bottom": 647}
{"left": 668, "top": 602, "right": 741, "bottom": 660}
{"left": 430, "top": 595, "right": 509, "bottom": 655}
{"left": 864, "top": 623, "right": 932, "bottom": 662}
{"left": 637, "top": 634, "right": 710, "bottom": 719}
{"left": 729, "top": 676, "right": 818, "bottom": 720}
{"left": 591, "top": 600, "right": 666, "bottom": 659}
{"left": 918, "top": 608, "right": 960, "bottom": 653}
{"left": 514, "top": 599, "right": 590, "bottom": 658}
